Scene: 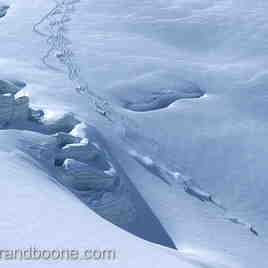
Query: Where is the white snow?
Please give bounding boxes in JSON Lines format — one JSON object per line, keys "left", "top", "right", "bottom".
{"left": 128, "top": 149, "right": 154, "bottom": 166}
{"left": 0, "top": 133, "right": 195, "bottom": 267}
{"left": 0, "top": 0, "right": 268, "bottom": 267}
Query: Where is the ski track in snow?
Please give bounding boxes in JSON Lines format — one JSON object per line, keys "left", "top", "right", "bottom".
{"left": 32, "top": 0, "right": 260, "bottom": 239}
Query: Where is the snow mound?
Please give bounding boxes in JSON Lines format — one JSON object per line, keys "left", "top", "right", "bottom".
{"left": 105, "top": 71, "right": 205, "bottom": 112}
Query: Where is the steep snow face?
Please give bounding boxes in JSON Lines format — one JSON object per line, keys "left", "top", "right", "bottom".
{"left": 62, "top": 1, "right": 268, "bottom": 268}
{"left": 0, "top": 124, "right": 175, "bottom": 249}
{"left": 0, "top": 130, "right": 197, "bottom": 268}
{"left": 0, "top": 75, "right": 176, "bottom": 249}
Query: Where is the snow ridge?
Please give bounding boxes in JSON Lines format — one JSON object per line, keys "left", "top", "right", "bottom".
{"left": 33, "top": 0, "right": 260, "bottom": 238}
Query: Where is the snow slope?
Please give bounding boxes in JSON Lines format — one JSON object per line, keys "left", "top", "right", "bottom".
{"left": 0, "top": 130, "right": 195, "bottom": 268}
{"left": 1, "top": 0, "right": 268, "bottom": 267}
{"left": 66, "top": 1, "right": 268, "bottom": 267}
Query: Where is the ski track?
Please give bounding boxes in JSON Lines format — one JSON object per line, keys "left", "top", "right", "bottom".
{"left": 32, "top": 0, "right": 260, "bottom": 239}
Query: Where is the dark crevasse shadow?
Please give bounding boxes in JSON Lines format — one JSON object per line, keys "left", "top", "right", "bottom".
{"left": 0, "top": 78, "right": 176, "bottom": 249}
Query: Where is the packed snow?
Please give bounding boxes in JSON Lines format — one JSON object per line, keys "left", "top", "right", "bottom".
{"left": 1, "top": 0, "right": 268, "bottom": 267}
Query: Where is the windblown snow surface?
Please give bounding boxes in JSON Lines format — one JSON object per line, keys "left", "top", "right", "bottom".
{"left": 1, "top": 0, "right": 268, "bottom": 267}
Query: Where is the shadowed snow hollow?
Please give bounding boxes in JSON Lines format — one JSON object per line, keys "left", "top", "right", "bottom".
{"left": 0, "top": 2, "right": 9, "bottom": 18}
{"left": 105, "top": 71, "right": 205, "bottom": 112}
